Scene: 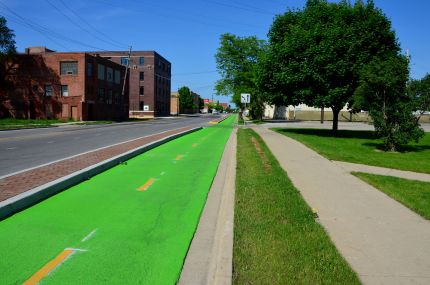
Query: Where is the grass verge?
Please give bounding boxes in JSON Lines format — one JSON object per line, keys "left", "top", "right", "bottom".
{"left": 0, "top": 118, "right": 62, "bottom": 130}
{"left": 234, "top": 128, "right": 359, "bottom": 284}
{"left": 352, "top": 172, "right": 430, "bottom": 220}
{"left": 274, "top": 128, "right": 430, "bottom": 174}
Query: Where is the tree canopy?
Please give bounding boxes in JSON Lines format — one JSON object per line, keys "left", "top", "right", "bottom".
{"left": 215, "top": 33, "right": 266, "bottom": 119}
{"left": 0, "top": 16, "right": 16, "bottom": 92}
{"left": 178, "top": 86, "right": 194, "bottom": 113}
{"left": 258, "top": 0, "right": 401, "bottom": 131}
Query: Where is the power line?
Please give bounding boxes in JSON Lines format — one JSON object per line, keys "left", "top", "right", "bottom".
{"left": 56, "top": 0, "right": 128, "bottom": 49}
{"left": 173, "top": 70, "right": 218, "bottom": 76}
{"left": 0, "top": 2, "right": 112, "bottom": 51}
{"left": 45, "top": 0, "right": 127, "bottom": 49}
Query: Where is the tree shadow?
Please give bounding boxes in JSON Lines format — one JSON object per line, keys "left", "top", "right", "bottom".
{"left": 1, "top": 54, "right": 62, "bottom": 119}
{"left": 275, "top": 128, "right": 376, "bottom": 139}
{"left": 362, "top": 142, "right": 430, "bottom": 153}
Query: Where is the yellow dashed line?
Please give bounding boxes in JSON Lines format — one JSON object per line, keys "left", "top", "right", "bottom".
{"left": 137, "top": 178, "right": 156, "bottom": 191}
{"left": 23, "top": 249, "right": 75, "bottom": 285}
{"left": 175, "top": 154, "right": 184, "bottom": 161}
{"left": 192, "top": 143, "right": 198, "bottom": 148}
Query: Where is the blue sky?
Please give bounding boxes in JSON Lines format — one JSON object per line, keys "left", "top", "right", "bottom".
{"left": 1, "top": 0, "right": 429, "bottom": 104}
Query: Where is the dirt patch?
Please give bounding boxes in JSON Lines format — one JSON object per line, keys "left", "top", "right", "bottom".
{"left": 251, "top": 136, "right": 272, "bottom": 172}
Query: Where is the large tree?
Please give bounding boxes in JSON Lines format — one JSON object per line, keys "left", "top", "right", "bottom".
{"left": 0, "top": 16, "right": 16, "bottom": 92}
{"left": 215, "top": 33, "right": 266, "bottom": 119}
{"left": 258, "top": 0, "right": 401, "bottom": 131}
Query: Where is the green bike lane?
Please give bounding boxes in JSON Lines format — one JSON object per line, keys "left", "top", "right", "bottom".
{"left": 0, "top": 115, "right": 235, "bottom": 285}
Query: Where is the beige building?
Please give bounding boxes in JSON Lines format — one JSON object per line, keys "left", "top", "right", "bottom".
{"left": 264, "top": 104, "right": 370, "bottom": 122}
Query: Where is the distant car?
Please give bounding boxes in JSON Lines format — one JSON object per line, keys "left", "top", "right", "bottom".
{"left": 212, "top": 110, "right": 219, "bottom": 114}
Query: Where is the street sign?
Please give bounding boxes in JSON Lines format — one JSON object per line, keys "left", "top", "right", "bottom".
{"left": 240, "top": 93, "right": 250, "bottom": 103}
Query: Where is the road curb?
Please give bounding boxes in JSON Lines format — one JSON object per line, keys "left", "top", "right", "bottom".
{"left": 178, "top": 127, "right": 236, "bottom": 285}
{"left": 0, "top": 127, "right": 202, "bottom": 220}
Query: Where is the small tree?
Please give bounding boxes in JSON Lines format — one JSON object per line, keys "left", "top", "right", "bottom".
{"left": 408, "top": 74, "right": 430, "bottom": 120}
{"left": 178, "top": 86, "right": 193, "bottom": 113}
{"left": 354, "top": 56, "right": 424, "bottom": 151}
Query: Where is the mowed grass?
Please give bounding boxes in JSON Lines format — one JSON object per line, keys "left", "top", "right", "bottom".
{"left": 234, "top": 129, "right": 359, "bottom": 284}
{"left": 353, "top": 172, "right": 430, "bottom": 220}
{"left": 274, "top": 128, "right": 430, "bottom": 174}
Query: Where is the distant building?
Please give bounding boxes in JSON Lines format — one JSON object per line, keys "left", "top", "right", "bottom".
{"left": 1, "top": 47, "right": 128, "bottom": 121}
{"left": 170, "top": 92, "right": 179, "bottom": 115}
{"left": 97, "top": 51, "right": 171, "bottom": 118}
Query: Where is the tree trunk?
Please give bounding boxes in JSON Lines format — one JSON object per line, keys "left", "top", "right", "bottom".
{"left": 320, "top": 106, "right": 324, "bottom": 124}
{"left": 332, "top": 107, "right": 340, "bottom": 134}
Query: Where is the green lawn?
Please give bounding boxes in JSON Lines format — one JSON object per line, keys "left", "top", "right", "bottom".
{"left": 274, "top": 128, "right": 430, "bottom": 173}
{"left": 0, "top": 118, "right": 62, "bottom": 129}
{"left": 353, "top": 172, "right": 430, "bottom": 220}
{"left": 234, "top": 128, "right": 359, "bottom": 284}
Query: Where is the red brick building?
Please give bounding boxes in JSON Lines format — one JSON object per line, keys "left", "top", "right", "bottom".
{"left": 97, "top": 51, "right": 171, "bottom": 118}
{"left": 1, "top": 47, "right": 128, "bottom": 121}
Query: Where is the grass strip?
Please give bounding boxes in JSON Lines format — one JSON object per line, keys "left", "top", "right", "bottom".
{"left": 352, "top": 172, "right": 430, "bottom": 220}
{"left": 274, "top": 128, "right": 430, "bottom": 174}
{"left": 234, "top": 128, "right": 359, "bottom": 284}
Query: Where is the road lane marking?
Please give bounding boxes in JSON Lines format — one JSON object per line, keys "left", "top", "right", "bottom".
{"left": 47, "top": 141, "right": 55, "bottom": 144}
{"left": 23, "top": 248, "right": 77, "bottom": 285}
{"left": 81, "top": 229, "right": 98, "bottom": 242}
{"left": 175, "top": 155, "right": 183, "bottom": 161}
{"left": 6, "top": 147, "right": 16, "bottom": 150}
{"left": 192, "top": 143, "right": 198, "bottom": 147}
{"left": 137, "top": 178, "right": 155, "bottom": 191}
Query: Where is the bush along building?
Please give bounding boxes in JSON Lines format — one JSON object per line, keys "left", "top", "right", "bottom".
{"left": 97, "top": 51, "right": 171, "bottom": 118}
{"left": 1, "top": 47, "right": 129, "bottom": 121}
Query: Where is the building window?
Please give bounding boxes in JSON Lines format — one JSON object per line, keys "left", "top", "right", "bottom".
{"left": 140, "top": 86, "right": 144, "bottom": 96}
{"left": 140, "top": 101, "right": 144, "bottom": 110}
{"left": 107, "top": 67, "right": 113, "bottom": 82}
{"left": 98, "top": 88, "right": 105, "bottom": 102}
{"left": 60, "top": 61, "right": 78, "bottom": 75}
{"left": 114, "top": 70, "right": 120, "bottom": 84}
{"left": 107, "top": 90, "right": 113, "bottom": 104}
{"left": 87, "top": 62, "right": 93, "bottom": 76}
{"left": 44, "top": 84, "right": 52, "bottom": 96}
{"left": 139, "top": 57, "right": 145, "bottom": 65}
{"left": 120, "top": 57, "right": 129, "bottom": 66}
{"left": 139, "top": 72, "right": 144, "bottom": 81}
{"left": 98, "top": 64, "right": 105, "bottom": 80}
{"left": 61, "top": 85, "right": 68, "bottom": 97}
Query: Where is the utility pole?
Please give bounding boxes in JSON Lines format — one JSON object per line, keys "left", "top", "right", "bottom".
{"left": 121, "top": 46, "right": 132, "bottom": 108}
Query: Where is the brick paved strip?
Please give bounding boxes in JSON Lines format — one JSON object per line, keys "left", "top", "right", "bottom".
{"left": 0, "top": 126, "right": 199, "bottom": 218}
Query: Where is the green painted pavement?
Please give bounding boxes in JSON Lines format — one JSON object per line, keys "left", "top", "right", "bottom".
{"left": 0, "top": 115, "right": 235, "bottom": 285}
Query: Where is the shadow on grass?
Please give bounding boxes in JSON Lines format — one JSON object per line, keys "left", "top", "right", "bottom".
{"left": 362, "top": 142, "right": 430, "bottom": 153}
{"left": 275, "top": 128, "right": 376, "bottom": 139}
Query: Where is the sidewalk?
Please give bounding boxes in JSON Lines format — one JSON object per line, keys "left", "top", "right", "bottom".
{"left": 253, "top": 126, "right": 430, "bottom": 285}
{"left": 333, "top": 161, "right": 430, "bottom": 183}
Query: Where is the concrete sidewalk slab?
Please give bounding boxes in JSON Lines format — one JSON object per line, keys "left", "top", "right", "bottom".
{"left": 178, "top": 128, "right": 236, "bottom": 285}
{"left": 253, "top": 126, "right": 430, "bottom": 285}
{"left": 333, "top": 161, "right": 430, "bottom": 183}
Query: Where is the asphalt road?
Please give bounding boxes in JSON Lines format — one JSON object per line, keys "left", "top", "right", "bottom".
{"left": 0, "top": 115, "right": 221, "bottom": 177}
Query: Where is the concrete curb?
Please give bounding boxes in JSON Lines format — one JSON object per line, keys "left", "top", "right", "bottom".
{"left": 0, "top": 127, "right": 202, "bottom": 221}
{"left": 178, "top": 128, "right": 236, "bottom": 285}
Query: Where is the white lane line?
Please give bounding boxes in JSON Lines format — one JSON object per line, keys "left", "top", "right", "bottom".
{"left": 47, "top": 141, "right": 55, "bottom": 144}
{"left": 6, "top": 147, "right": 16, "bottom": 150}
{"left": 81, "top": 229, "right": 98, "bottom": 242}
{"left": 66, "top": 247, "right": 88, "bottom": 252}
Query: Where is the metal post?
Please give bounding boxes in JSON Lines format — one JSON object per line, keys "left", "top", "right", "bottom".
{"left": 121, "top": 46, "right": 132, "bottom": 101}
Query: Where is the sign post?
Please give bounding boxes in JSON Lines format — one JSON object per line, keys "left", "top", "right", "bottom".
{"left": 240, "top": 93, "right": 251, "bottom": 125}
